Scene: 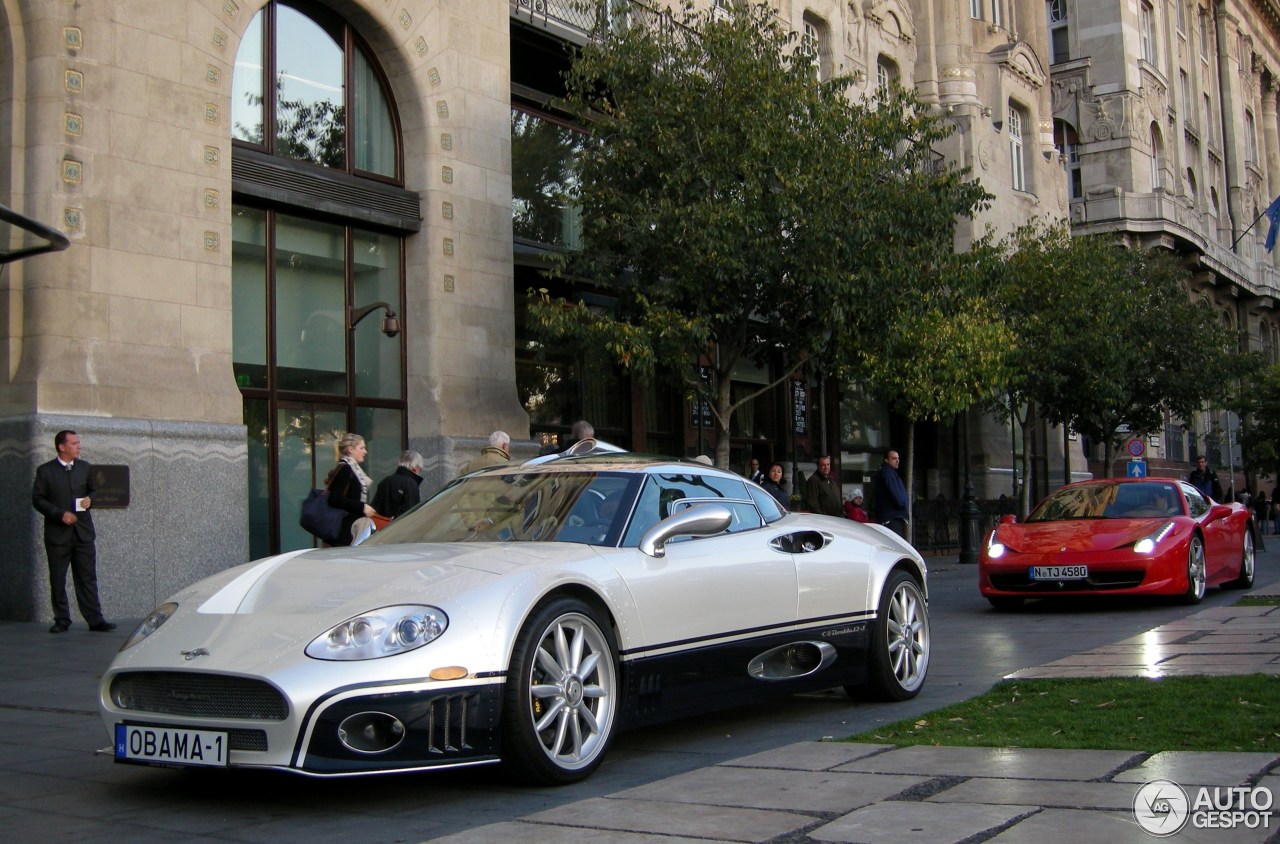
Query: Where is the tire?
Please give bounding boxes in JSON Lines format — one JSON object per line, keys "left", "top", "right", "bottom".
{"left": 500, "top": 597, "right": 619, "bottom": 785}
{"left": 849, "top": 570, "right": 930, "bottom": 701}
{"left": 987, "top": 596, "right": 1025, "bottom": 611}
{"left": 1180, "top": 535, "right": 1207, "bottom": 604}
{"left": 1224, "top": 528, "right": 1256, "bottom": 590}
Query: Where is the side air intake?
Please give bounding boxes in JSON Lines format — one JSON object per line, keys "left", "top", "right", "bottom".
{"left": 747, "top": 641, "right": 836, "bottom": 681}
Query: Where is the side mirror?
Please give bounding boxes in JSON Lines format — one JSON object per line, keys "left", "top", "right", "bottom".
{"left": 1207, "top": 503, "right": 1232, "bottom": 521}
{"left": 999, "top": 513, "right": 1018, "bottom": 525}
{"left": 640, "top": 504, "right": 733, "bottom": 558}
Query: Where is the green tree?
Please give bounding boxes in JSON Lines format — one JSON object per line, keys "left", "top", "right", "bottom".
{"left": 1231, "top": 364, "right": 1280, "bottom": 480}
{"left": 995, "top": 226, "right": 1248, "bottom": 490}
{"left": 529, "top": 1, "right": 989, "bottom": 466}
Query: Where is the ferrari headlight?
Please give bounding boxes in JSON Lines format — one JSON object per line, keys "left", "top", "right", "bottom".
{"left": 120, "top": 602, "right": 178, "bottom": 651}
{"left": 985, "top": 531, "right": 1006, "bottom": 559}
{"left": 306, "top": 605, "right": 447, "bottom": 660}
{"left": 1133, "top": 521, "right": 1176, "bottom": 555}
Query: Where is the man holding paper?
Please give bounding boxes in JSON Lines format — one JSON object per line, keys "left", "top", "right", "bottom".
{"left": 32, "top": 430, "right": 114, "bottom": 633}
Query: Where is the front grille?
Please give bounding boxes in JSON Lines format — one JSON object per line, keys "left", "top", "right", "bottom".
{"left": 228, "top": 728, "right": 269, "bottom": 752}
{"left": 111, "top": 672, "right": 288, "bottom": 721}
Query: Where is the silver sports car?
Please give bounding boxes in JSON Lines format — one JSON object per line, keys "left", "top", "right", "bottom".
{"left": 100, "top": 446, "right": 930, "bottom": 784}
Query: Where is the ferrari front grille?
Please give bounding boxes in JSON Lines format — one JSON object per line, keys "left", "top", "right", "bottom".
{"left": 110, "top": 672, "right": 289, "bottom": 721}
{"left": 988, "top": 570, "right": 1146, "bottom": 591}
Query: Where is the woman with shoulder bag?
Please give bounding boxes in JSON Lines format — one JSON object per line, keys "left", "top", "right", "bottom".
{"left": 325, "top": 432, "right": 379, "bottom": 546}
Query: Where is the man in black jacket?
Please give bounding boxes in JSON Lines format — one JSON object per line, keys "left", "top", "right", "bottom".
{"left": 372, "top": 450, "right": 425, "bottom": 519}
{"left": 873, "top": 450, "right": 910, "bottom": 541}
{"left": 31, "top": 430, "right": 114, "bottom": 633}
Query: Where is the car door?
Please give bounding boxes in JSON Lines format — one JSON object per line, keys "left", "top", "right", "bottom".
{"left": 1181, "top": 482, "right": 1234, "bottom": 579}
{"left": 614, "top": 473, "right": 797, "bottom": 652}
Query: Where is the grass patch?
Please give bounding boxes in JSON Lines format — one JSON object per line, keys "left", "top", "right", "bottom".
{"left": 1235, "top": 594, "right": 1280, "bottom": 606}
{"left": 847, "top": 675, "right": 1280, "bottom": 752}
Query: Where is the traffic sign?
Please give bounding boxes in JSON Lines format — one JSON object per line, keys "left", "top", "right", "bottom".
{"left": 1126, "top": 439, "right": 1145, "bottom": 458}
{"left": 1127, "top": 459, "right": 1147, "bottom": 478}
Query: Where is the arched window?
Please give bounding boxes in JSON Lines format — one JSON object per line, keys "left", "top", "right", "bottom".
{"left": 231, "top": 1, "right": 412, "bottom": 558}
{"left": 876, "top": 56, "right": 898, "bottom": 98}
{"left": 1149, "top": 123, "right": 1164, "bottom": 191}
{"left": 1008, "top": 104, "right": 1026, "bottom": 192}
{"left": 1047, "top": 0, "right": 1069, "bottom": 64}
{"left": 232, "top": 2, "right": 398, "bottom": 178}
{"left": 801, "top": 14, "right": 830, "bottom": 81}
{"left": 1185, "top": 167, "right": 1197, "bottom": 204}
{"left": 1054, "top": 119, "right": 1081, "bottom": 200}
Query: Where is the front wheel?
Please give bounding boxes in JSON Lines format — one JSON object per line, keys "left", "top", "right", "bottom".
{"left": 1180, "top": 536, "right": 1207, "bottom": 604}
{"left": 500, "top": 598, "right": 618, "bottom": 785}
{"left": 849, "top": 570, "right": 930, "bottom": 701}
{"left": 1224, "top": 528, "right": 1256, "bottom": 590}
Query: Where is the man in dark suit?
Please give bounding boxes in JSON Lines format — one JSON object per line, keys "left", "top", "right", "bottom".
{"left": 31, "top": 430, "right": 115, "bottom": 633}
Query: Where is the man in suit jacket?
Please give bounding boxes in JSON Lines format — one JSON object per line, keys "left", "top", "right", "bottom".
{"left": 31, "top": 430, "right": 114, "bottom": 633}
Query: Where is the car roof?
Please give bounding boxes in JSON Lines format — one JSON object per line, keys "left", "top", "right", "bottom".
{"left": 465, "top": 448, "right": 743, "bottom": 482}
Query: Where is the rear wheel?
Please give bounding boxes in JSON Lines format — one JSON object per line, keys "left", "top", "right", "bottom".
{"left": 1180, "top": 536, "right": 1207, "bottom": 604}
{"left": 848, "top": 570, "right": 930, "bottom": 701}
{"left": 500, "top": 598, "right": 618, "bottom": 785}
{"left": 1224, "top": 529, "right": 1256, "bottom": 590}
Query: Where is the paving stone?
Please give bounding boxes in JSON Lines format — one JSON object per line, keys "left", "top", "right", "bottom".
{"left": 926, "top": 776, "right": 1139, "bottom": 810}
{"left": 613, "top": 765, "right": 927, "bottom": 813}
{"left": 1112, "top": 751, "right": 1280, "bottom": 786}
{"left": 986, "top": 806, "right": 1276, "bottom": 844}
{"left": 720, "top": 741, "right": 892, "bottom": 771}
{"left": 429, "top": 821, "right": 709, "bottom": 844}
{"left": 809, "top": 799, "right": 1035, "bottom": 844}
{"left": 832, "top": 745, "right": 1139, "bottom": 781}
{"left": 520, "top": 796, "right": 812, "bottom": 842}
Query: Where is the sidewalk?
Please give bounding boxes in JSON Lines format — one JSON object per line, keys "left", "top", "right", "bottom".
{"left": 435, "top": 599, "right": 1280, "bottom": 844}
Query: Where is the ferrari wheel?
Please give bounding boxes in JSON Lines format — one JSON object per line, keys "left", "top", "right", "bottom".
{"left": 1180, "top": 536, "right": 1207, "bottom": 604}
{"left": 500, "top": 597, "right": 618, "bottom": 785}
{"left": 850, "top": 570, "right": 929, "bottom": 701}
{"left": 1224, "top": 529, "right": 1256, "bottom": 590}
{"left": 987, "top": 596, "right": 1024, "bottom": 611}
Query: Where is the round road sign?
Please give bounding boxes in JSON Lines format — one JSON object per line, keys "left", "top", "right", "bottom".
{"left": 1126, "top": 439, "right": 1145, "bottom": 458}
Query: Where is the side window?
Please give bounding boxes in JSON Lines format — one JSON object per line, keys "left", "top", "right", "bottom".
{"left": 1181, "top": 483, "right": 1209, "bottom": 518}
{"left": 748, "top": 485, "right": 786, "bottom": 523}
{"left": 622, "top": 473, "right": 764, "bottom": 546}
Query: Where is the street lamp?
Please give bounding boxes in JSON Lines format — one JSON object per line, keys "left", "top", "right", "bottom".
{"left": 959, "top": 407, "right": 980, "bottom": 565}
{"left": 347, "top": 301, "right": 400, "bottom": 337}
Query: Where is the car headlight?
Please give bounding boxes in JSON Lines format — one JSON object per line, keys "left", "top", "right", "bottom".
{"left": 121, "top": 602, "right": 178, "bottom": 651}
{"left": 306, "top": 605, "right": 448, "bottom": 661}
{"left": 1133, "top": 521, "right": 1176, "bottom": 555}
{"left": 985, "top": 531, "right": 1006, "bottom": 559}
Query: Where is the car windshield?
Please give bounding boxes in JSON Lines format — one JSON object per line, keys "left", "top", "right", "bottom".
{"left": 1026, "top": 482, "right": 1184, "bottom": 522}
{"left": 360, "top": 470, "right": 642, "bottom": 546}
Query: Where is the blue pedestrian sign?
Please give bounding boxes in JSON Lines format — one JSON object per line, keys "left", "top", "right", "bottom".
{"left": 1127, "top": 459, "right": 1147, "bottom": 478}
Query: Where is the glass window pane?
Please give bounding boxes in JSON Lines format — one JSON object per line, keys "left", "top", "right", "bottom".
{"left": 232, "top": 206, "right": 268, "bottom": 388}
{"left": 511, "top": 108, "right": 584, "bottom": 248}
{"left": 274, "top": 215, "right": 346, "bottom": 394}
{"left": 232, "top": 9, "right": 265, "bottom": 144}
{"left": 275, "top": 3, "right": 345, "bottom": 169}
{"left": 353, "top": 48, "right": 396, "bottom": 177}
{"left": 244, "top": 398, "right": 271, "bottom": 560}
{"left": 278, "top": 405, "right": 347, "bottom": 551}
{"left": 352, "top": 230, "right": 401, "bottom": 398}
{"left": 355, "top": 405, "right": 404, "bottom": 493}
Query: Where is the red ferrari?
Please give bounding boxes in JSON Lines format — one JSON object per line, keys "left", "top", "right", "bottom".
{"left": 978, "top": 478, "right": 1256, "bottom": 610}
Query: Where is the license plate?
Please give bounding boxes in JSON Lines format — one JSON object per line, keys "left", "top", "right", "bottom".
{"left": 1030, "top": 565, "right": 1088, "bottom": 580}
{"left": 115, "top": 724, "right": 228, "bottom": 767}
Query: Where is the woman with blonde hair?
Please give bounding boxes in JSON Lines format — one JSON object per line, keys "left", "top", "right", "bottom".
{"left": 324, "top": 432, "right": 379, "bottom": 545}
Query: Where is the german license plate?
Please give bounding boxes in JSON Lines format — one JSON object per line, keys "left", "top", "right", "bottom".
{"left": 115, "top": 724, "right": 228, "bottom": 767}
{"left": 1030, "top": 565, "right": 1088, "bottom": 580}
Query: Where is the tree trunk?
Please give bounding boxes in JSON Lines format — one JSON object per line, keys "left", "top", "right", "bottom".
{"left": 904, "top": 420, "right": 915, "bottom": 541}
{"left": 1102, "top": 439, "right": 1116, "bottom": 478}
{"left": 714, "top": 369, "right": 733, "bottom": 468}
{"left": 1018, "top": 402, "right": 1036, "bottom": 519}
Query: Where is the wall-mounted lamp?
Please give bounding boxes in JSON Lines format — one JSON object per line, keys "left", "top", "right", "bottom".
{"left": 980, "top": 105, "right": 993, "bottom": 118}
{"left": 348, "top": 301, "right": 401, "bottom": 338}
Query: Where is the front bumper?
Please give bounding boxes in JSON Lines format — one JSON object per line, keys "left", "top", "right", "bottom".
{"left": 103, "top": 670, "right": 504, "bottom": 776}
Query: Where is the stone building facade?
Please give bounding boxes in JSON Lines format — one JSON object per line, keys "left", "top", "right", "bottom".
{"left": 3, "top": 0, "right": 1273, "bottom": 621}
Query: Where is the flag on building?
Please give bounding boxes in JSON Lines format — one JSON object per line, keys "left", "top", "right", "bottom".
{"left": 1266, "top": 195, "right": 1280, "bottom": 253}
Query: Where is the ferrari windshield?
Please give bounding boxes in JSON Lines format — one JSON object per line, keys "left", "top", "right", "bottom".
{"left": 1026, "top": 482, "right": 1184, "bottom": 522}
{"left": 361, "top": 470, "right": 642, "bottom": 546}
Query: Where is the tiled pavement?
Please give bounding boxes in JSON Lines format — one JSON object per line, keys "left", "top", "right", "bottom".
{"left": 434, "top": 601, "right": 1280, "bottom": 844}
